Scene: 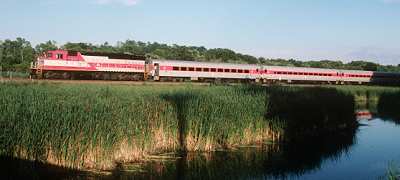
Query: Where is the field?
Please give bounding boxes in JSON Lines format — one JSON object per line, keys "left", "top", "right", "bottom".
{"left": 0, "top": 81, "right": 398, "bottom": 170}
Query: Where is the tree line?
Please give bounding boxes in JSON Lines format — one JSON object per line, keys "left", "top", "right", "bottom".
{"left": 1, "top": 37, "right": 399, "bottom": 72}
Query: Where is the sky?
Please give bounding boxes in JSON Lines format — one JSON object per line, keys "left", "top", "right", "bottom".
{"left": 1, "top": 0, "right": 400, "bottom": 65}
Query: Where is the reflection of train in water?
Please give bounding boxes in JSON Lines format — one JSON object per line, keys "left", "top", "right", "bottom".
{"left": 31, "top": 50, "right": 400, "bottom": 85}
{"left": 356, "top": 110, "right": 373, "bottom": 121}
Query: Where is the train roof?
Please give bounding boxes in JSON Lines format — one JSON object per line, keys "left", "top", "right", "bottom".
{"left": 262, "top": 65, "right": 340, "bottom": 72}
{"left": 151, "top": 60, "right": 376, "bottom": 73}
{"left": 80, "top": 51, "right": 146, "bottom": 60}
{"left": 150, "top": 59, "right": 259, "bottom": 68}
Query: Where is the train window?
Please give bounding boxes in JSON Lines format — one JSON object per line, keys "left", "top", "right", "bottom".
{"left": 238, "top": 69, "right": 243, "bottom": 73}
{"left": 218, "top": 69, "right": 223, "bottom": 72}
{"left": 189, "top": 67, "right": 195, "bottom": 71}
{"left": 231, "top": 69, "right": 237, "bottom": 73}
{"left": 283, "top": 72, "right": 287, "bottom": 75}
{"left": 47, "top": 53, "right": 53, "bottom": 58}
{"left": 181, "top": 67, "right": 187, "bottom": 71}
{"left": 203, "top": 68, "right": 209, "bottom": 72}
{"left": 56, "top": 54, "right": 63, "bottom": 59}
{"left": 196, "top": 67, "right": 202, "bottom": 72}
{"left": 173, "top": 67, "right": 180, "bottom": 71}
{"left": 211, "top": 68, "right": 217, "bottom": 72}
{"left": 244, "top": 70, "right": 250, "bottom": 73}
{"left": 224, "top": 69, "right": 230, "bottom": 72}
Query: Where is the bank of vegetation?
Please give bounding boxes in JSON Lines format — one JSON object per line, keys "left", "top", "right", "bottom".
{"left": 0, "top": 82, "right": 369, "bottom": 170}
{"left": 1, "top": 37, "right": 400, "bottom": 73}
{"left": 0, "top": 83, "right": 273, "bottom": 170}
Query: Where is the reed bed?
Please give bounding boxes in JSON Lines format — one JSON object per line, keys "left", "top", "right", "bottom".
{"left": 377, "top": 91, "right": 400, "bottom": 124}
{"left": 266, "top": 86, "right": 357, "bottom": 140}
{"left": 386, "top": 162, "right": 400, "bottom": 180}
{"left": 334, "top": 85, "right": 400, "bottom": 102}
{"left": 0, "top": 82, "right": 368, "bottom": 170}
{"left": 0, "top": 82, "right": 275, "bottom": 170}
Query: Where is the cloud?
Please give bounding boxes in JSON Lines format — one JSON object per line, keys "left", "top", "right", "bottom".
{"left": 96, "top": 0, "right": 140, "bottom": 6}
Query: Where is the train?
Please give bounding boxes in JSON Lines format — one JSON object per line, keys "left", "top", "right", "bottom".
{"left": 30, "top": 50, "right": 400, "bottom": 85}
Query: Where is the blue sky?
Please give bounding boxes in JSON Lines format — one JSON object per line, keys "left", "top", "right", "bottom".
{"left": 1, "top": 0, "right": 400, "bottom": 64}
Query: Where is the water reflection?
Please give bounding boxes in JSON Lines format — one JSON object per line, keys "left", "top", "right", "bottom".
{"left": 107, "top": 127, "right": 357, "bottom": 180}
{"left": 0, "top": 126, "right": 357, "bottom": 180}
{"left": 0, "top": 156, "right": 91, "bottom": 180}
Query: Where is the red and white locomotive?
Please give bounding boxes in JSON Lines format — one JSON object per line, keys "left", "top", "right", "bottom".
{"left": 31, "top": 50, "right": 400, "bottom": 85}
{"left": 31, "top": 50, "right": 146, "bottom": 80}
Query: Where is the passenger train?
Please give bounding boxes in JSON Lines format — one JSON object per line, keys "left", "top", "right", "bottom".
{"left": 30, "top": 50, "right": 400, "bottom": 85}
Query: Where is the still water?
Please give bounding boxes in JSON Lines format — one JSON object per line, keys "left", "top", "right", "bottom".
{"left": 108, "top": 116, "right": 400, "bottom": 180}
{"left": 2, "top": 115, "right": 400, "bottom": 180}
{"left": 295, "top": 118, "right": 400, "bottom": 180}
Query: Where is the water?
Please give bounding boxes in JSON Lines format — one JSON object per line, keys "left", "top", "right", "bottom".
{"left": 297, "top": 118, "right": 400, "bottom": 180}
{"left": 1, "top": 116, "right": 400, "bottom": 180}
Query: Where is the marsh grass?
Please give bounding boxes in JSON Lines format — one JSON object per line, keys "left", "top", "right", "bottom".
{"left": 0, "top": 82, "right": 276, "bottom": 170}
{"left": 386, "top": 162, "right": 400, "bottom": 180}
{"left": 0, "top": 82, "right": 371, "bottom": 170}
{"left": 266, "top": 86, "right": 357, "bottom": 140}
{"left": 377, "top": 92, "right": 400, "bottom": 125}
{"left": 0, "top": 71, "right": 29, "bottom": 79}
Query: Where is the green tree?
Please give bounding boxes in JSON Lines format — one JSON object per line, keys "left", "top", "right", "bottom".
{"left": 0, "top": 38, "right": 35, "bottom": 71}
{"left": 62, "top": 42, "right": 95, "bottom": 52}
{"left": 35, "top": 40, "right": 58, "bottom": 54}
{"left": 95, "top": 42, "right": 117, "bottom": 53}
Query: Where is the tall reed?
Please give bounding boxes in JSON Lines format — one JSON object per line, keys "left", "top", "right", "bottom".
{"left": 0, "top": 82, "right": 276, "bottom": 170}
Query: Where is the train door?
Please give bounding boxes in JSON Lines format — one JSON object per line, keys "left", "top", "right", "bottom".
{"left": 154, "top": 63, "right": 160, "bottom": 81}
{"left": 337, "top": 72, "right": 344, "bottom": 84}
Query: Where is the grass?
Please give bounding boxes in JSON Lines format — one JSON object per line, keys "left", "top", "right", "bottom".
{"left": 0, "top": 71, "right": 30, "bottom": 79}
{"left": 377, "top": 91, "right": 400, "bottom": 125}
{"left": 0, "top": 82, "right": 276, "bottom": 170}
{"left": 0, "top": 82, "right": 373, "bottom": 170}
{"left": 387, "top": 162, "right": 400, "bottom": 180}
{"left": 334, "top": 85, "right": 400, "bottom": 102}
{"left": 266, "top": 86, "right": 356, "bottom": 141}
